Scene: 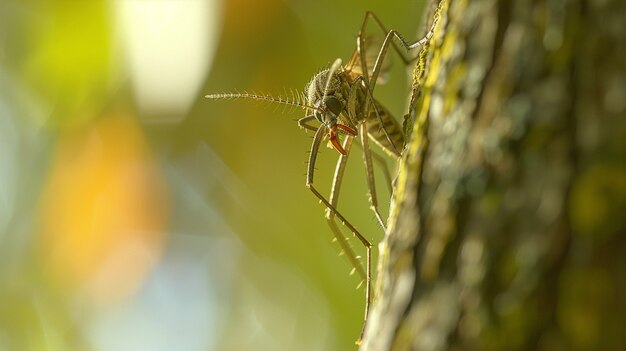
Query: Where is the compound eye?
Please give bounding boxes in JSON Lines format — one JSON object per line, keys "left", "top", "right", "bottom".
{"left": 324, "top": 96, "right": 343, "bottom": 117}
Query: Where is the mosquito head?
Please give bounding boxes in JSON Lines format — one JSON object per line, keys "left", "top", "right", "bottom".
{"left": 311, "top": 95, "right": 356, "bottom": 155}
{"left": 309, "top": 58, "right": 358, "bottom": 155}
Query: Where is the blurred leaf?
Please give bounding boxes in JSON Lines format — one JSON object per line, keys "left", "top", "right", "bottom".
{"left": 23, "top": 0, "right": 113, "bottom": 125}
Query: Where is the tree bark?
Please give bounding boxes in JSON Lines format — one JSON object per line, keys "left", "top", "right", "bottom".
{"left": 362, "top": 0, "right": 626, "bottom": 350}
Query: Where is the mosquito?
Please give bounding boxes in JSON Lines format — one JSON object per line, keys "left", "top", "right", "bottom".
{"left": 206, "top": 12, "right": 435, "bottom": 343}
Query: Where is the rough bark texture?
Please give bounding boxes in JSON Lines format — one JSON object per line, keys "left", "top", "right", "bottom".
{"left": 362, "top": 0, "right": 626, "bottom": 350}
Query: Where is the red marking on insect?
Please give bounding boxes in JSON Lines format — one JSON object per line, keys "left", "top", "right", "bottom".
{"left": 329, "top": 124, "right": 358, "bottom": 155}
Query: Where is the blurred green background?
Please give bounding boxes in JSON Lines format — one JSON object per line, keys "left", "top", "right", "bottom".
{"left": 0, "top": 0, "right": 427, "bottom": 350}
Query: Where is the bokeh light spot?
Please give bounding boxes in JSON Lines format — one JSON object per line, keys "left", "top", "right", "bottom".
{"left": 38, "top": 113, "right": 169, "bottom": 305}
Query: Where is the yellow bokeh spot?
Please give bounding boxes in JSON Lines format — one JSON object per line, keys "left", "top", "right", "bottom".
{"left": 23, "top": 0, "right": 113, "bottom": 122}
{"left": 38, "top": 113, "right": 168, "bottom": 304}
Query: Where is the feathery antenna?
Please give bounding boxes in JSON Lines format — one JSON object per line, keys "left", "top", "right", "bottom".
{"left": 205, "top": 91, "right": 321, "bottom": 112}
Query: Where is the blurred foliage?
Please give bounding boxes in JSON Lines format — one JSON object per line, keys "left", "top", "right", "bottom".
{"left": 0, "top": 0, "right": 430, "bottom": 350}
{"left": 22, "top": 0, "right": 114, "bottom": 127}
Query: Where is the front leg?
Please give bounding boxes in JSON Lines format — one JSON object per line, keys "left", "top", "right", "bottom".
{"left": 359, "top": 123, "right": 387, "bottom": 231}
{"left": 297, "top": 115, "right": 318, "bottom": 132}
{"left": 306, "top": 126, "right": 372, "bottom": 344}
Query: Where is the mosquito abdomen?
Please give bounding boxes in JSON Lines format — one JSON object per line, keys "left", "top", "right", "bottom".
{"left": 365, "top": 102, "right": 404, "bottom": 157}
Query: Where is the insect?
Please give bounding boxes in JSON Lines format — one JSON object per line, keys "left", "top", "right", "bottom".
{"left": 206, "top": 12, "right": 435, "bottom": 343}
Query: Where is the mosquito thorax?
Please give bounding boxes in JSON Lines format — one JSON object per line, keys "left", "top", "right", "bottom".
{"left": 305, "top": 68, "right": 345, "bottom": 104}
{"left": 306, "top": 66, "right": 352, "bottom": 130}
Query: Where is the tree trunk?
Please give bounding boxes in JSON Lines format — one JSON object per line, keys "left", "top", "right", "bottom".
{"left": 362, "top": 0, "right": 626, "bottom": 350}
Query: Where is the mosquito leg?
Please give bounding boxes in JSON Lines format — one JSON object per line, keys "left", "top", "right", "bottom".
{"left": 368, "top": 27, "right": 434, "bottom": 92}
{"left": 324, "top": 136, "right": 367, "bottom": 281}
{"left": 348, "top": 11, "right": 441, "bottom": 152}
{"left": 355, "top": 76, "right": 401, "bottom": 156}
{"left": 297, "top": 115, "right": 318, "bottom": 132}
{"left": 372, "top": 149, "right": 393, "bottom": 194}
{"left": 358, "top": 11, "right": 413, "bottom": 68}
{"left": 307, "top": 126, "right": 371, "bottom": 343}
{"left": 346, "top": 14, "right": 402, "bottom": 76}
{"left": 347, "top": 11, "right": 435, "bottom": 79}
{"left": 359, "top": 123, "right": 387, "bottom": 231}
{"left": 364, "top": 11, "right": 437, "bottom": 62}
{"left": 353, "top": 16, "right": 435, "bottom": 155}
{"left": 353, "top": 142, "right": 393, "bottom": 194}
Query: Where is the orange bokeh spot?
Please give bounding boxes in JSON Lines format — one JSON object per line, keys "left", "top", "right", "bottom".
{"left": 38, "top": 113, "right": 169, "bottom": 304}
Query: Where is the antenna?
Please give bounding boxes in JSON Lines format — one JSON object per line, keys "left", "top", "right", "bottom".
{"left": 205, "top": 91, "right": 321, "bottom": 112}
